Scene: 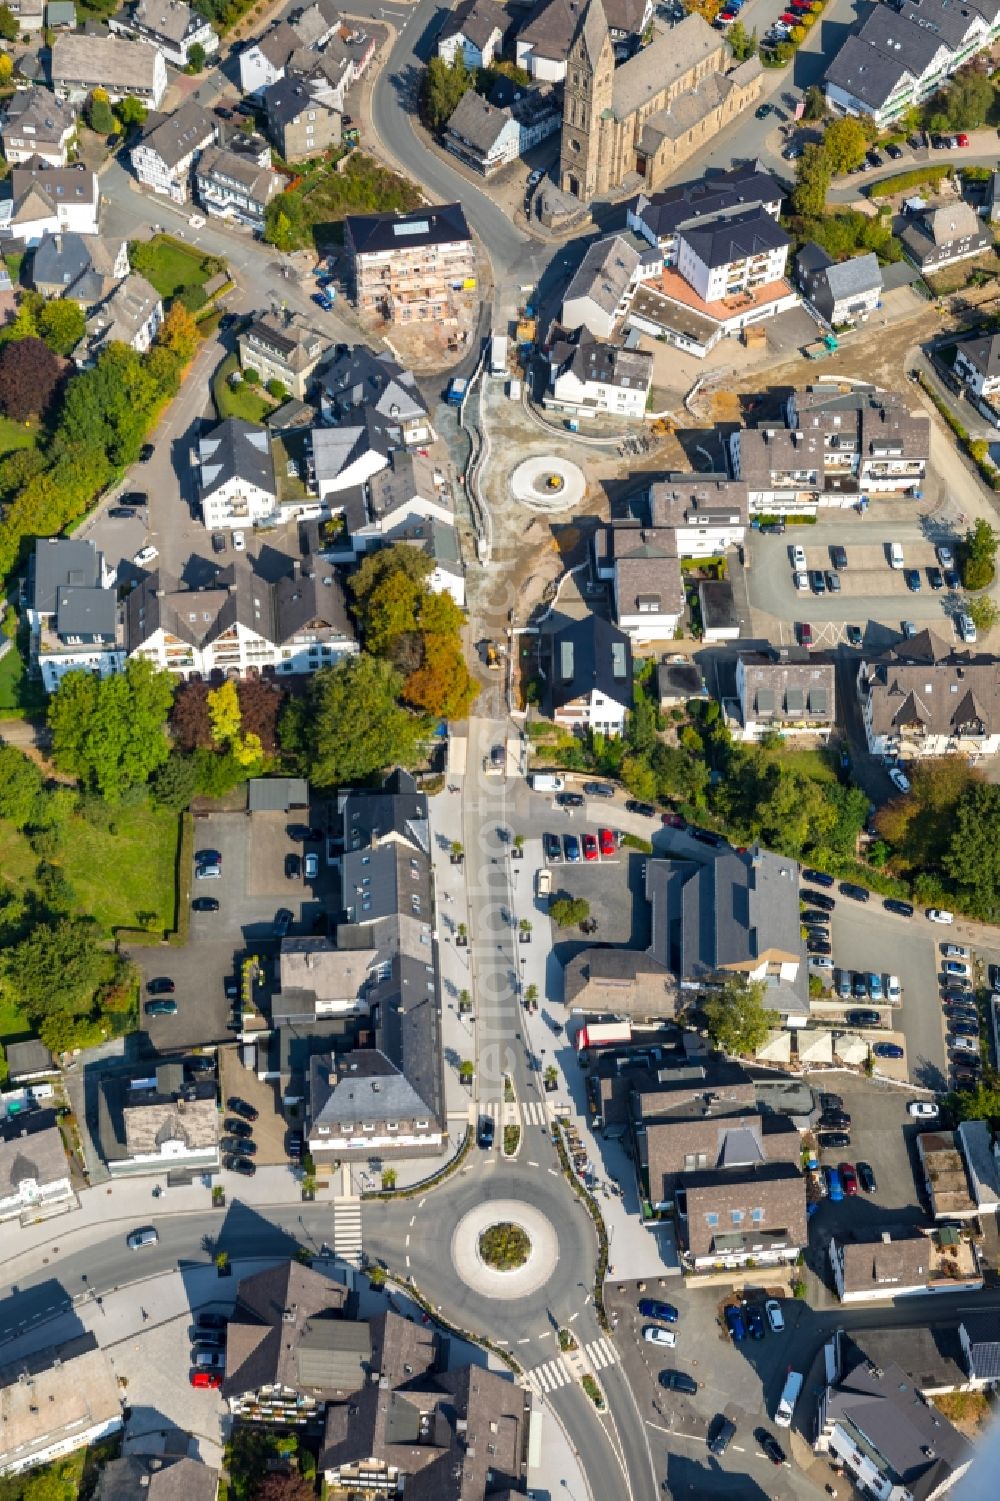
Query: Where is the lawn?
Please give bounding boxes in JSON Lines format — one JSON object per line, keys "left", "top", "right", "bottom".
{"left": 130, "top": 234, "right": 221, "bottom": 300}
{"left": 765, "top": 744, "right": 839, "bottom": 783}
{"left": 277, "top": 151, "right": 424, "bottom": 250}
{"left": 0, "top": 414, "right": 38, "bottom": 459}
{"left": 212, "top": 351, "right": 272, "bottom": 424}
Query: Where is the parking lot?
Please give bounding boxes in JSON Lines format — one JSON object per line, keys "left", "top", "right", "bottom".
{"left": 137, "top": 810, "right": 332, "bottom": 1053}
{"left": 804, "top": 1071, "right": 922, "bottom": 1243}
{"left": 540, "top": 827, "right": 651, "bottom": 949}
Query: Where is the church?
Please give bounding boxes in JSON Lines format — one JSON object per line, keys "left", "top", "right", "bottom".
{"left": 559, "top": 1, "right": 764, "bottom": 200}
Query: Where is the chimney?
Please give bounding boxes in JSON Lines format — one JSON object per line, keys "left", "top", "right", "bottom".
{"left": 881, "top": 1230, "right": 892, "bottom": 1243}
{"left": 292, "top": 559, "right": 301, "bottom": 579}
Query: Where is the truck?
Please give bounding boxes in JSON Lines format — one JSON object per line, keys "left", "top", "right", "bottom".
{"left": 536, "top": 869, "right": 552, "bottom": 898}
{"left": 490, "top": 334, "right": 508, "bottom": 377}
{"left": 775, "top": 1370, "right": 803, "bottom": 1428}
{"left": 804, "top": 334, "right": 839, "bottom": 360}
{"left": 574, "top": 1021, "right": 633, "bottom": 1053}
{"left": 528, "top": 773, "right": 564, "bottom": 792}
{"left": 446, "top": 376, "right": 468, "bottom": 407}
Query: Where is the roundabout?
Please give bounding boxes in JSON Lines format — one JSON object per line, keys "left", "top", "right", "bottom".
{"left": 451, "top": 1196, "right": 560, "bottom": 1300}
{"left": 511, "top": 455, "right": 586, "bottom": 512}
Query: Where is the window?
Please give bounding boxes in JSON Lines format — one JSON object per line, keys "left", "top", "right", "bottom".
{"left": 730, "top": 1209, "right": 744, "bottom": 1225}
{"left": 387, "top": 1122, "right": 398, "bottom": 1131}
{"left": 705, "top": 1212, "right": 719, "bottom": 1227}
{"left": 751, "top": 1207, "right": 764, "bottom": 1223}
{"left": 362, "top": 1123, "right": 375, "bottom": 1132}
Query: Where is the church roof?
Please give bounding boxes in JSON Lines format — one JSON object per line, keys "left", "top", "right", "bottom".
{"left": 574, "top": 0, "right": 611, "bottom": 68}
{"left": 612, "top": 12, "right": 720, "bottom": 120}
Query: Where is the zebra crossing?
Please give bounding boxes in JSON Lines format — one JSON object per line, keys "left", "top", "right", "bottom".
{"left": 481, "top": 1099, "right": 550, "bottom": 1126}
{"left": 526, "top": 1338, "right": 619, "bottom": 1395}
{"left": 332, "top": 1198, "right": 363, "bottom": 1263}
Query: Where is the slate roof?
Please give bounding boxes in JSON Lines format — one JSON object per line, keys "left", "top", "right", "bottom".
{"left": 960, "top": 1312, "right": 1000, "bottom": 1382}
{"left": 549, "top": 612, "right": 633, "bottom": 711}
{"left": 825, "top": 251, "right": 882, "bottom": 299}
{"left": 834, "top": 1229, "right": 930, "bottom": 1295}
{"left": 319, "top": 343, "right": 429, "bottom": 426}
{"left": 612, "top": 10, "right": 720, "bottom": 120}
{"left": 859, "top": 645, "right": 1000, "bottom": 740}
{"left": 956, "top": 330, "right": 1000, "bottom": 380}
{"left": 135, "top": 97, "right": 213, "bottom": 169}
{"left": 518, "top": 0, "right": 585, "bottom": 62}
{"left": 30, "top": 537, "right": 100, "bottom": 614}
{"left": 629, "top": 162, "right": 782, "bottom": 244}
{"left": 10, "top": 164, "right": 97, "bottom": 220}
{"left": 563, "top": 231, "right": 643, "bottom": 320}
{"left": 922, "top": 200, "right": 984, "bottom": 247}
{"left": 1, "top": 87, "right": 76, "bottom": 148}
{"left": 129, "top": 0, "right": 201, "bottom": 46}
{"left": 52, "top": 31, "right": 162, "bottom": 91}
{"left": 253, "top": 19, "right": 301, "bottom": 68}
{"left": 0, "top": 1109, "right": 69, "bottom": 1199}
{"left": 84, "top": 272, "right": 161, "bottom": 352}
{"left": 367, "top": 449, "right": 440, "bottom": 520}
{"left": 97, "top": 1456, "right": 218, "bottom": 1501}
{"left": 264, "top": 73, "right": 337, "bottom": 126}
{"left": 681, "top": 204, "right": 789, "bottom": 271}
{"left": 346, "top": 203, "right": 471, "bottom": 257}
{"left": 97, "top": 1067, "right": 218, "bottom": 1164}
{"left": 5, "top": 1039, "right": 56, "bottom": 1078}
{"left": 739, "top": 651, "right": 835, "bottom": 723}
{"left": 195, "top": 145, "right": 282, "bottom": 206}
{"left": 439, "top": 0, "right": 506, "bottom": 50}
{"left": 199, "top": 417, "right": 275, "bottom": 498}
{"left": 290, "top": 0, "right": 339, "bottom": 46}
{"left": 312, "top": 410, "right": 395, "bottom": 488}
{"left": 222, "top": 1261, "right": 352, "bottom": 1400}
{"left": 553, "top": 331, "right": 653, "bottom": 392}
{"left": 826, "top": 1333, "right": 972, "bottom": 1501}
{"left": 31, "top": 233, "right": 123, "bottom": 298}
{"left": 240, "top": 307, "right": 326, "bottom": 374}
{"left": 648, "top": 475, "right": 749, "bottom": 528}
{"left": 445, "top": 87, "right": 513, "bottom": 154}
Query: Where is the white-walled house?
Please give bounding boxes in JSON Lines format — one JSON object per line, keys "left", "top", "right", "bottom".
{"left": 109, "top": 0, "right": 218, "bottom": 68}
{"left": 312, "top": 415, "right": 393, "bottom": 499}
{"left": 0, "top": 165, "right": 99, "bottom": 244}
{"left": 28, "top": 537, "right": 124, "bottom": 692}
{"left": 437, "top": 0, "right": 505, "bottom": 68}
{"left": 0, "top": 1347, "right": 122, "bottom": 1477}
{"left": 198, "top": 417, "right": 277, "bottom": 530}
{"left": 131, "top": 98, "right": 215, "bottom": 202}
{"left": 954, "top": 331, "right": 1000, "bottom": 400}
{"left": 0, "top": 1108, "right": 74, "bottom": 1223}
{"left": 648, "top": 476, "right": 748, "bottom": 557}
{"left": 0, "top": 89, "right": 77, "bottom": 167}
{"left": 51, "top": 32, "right": 168, "bottom": 107}
{"left": 238, "top": 21, "right": 300, "bottom": 95}
{"left": 545, "top": 333, "right": 653, "bottom": 420}
{"left": 857, "top": 631, "right": 1000, "bottom": 763}
{"left": 676, "top": 206, "right": 789, "bottom": 303}
{"left": 548, "top": 613, "right": 634, "bottom": 734}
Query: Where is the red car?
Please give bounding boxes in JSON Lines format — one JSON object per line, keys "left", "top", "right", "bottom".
{"left": 798, "top": 622, "right": 813, "bottom": 648}
{"left": 956, "top": 132, "right": 969, "bottom": 147}
{"left": 662, "top": 811, "right": 685, "bottom": 828}
{"left": 839, "top": 1162, "right": 859, "bottom": 1196}
{"left": 582, "top": 832, "right": 599, "bottom": 861}
{"left": 190, "top": 1370, "right": 223, "bottom": 1389}
{"left": 598, "top": 827, "right": 615, "bottom": 857}
{"left": 779, "top": 11, "right": 798, "bottom": 22}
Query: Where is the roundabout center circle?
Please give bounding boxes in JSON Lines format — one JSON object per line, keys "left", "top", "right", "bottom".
{"left": 451, "top": 1198, "right": 559, "bottom": 1300}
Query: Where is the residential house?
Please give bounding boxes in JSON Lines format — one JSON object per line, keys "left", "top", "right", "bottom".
{"left": 6, "top": 0, "right": 44, "bottom": 33}
{"left": 795, "top": 242, "right": 882, "bottom": 326}
{"left": 646, "top": 474, "right": 748, "bottom": 558}
{"left": 0, "top": 164, "right": 99, "bottom": 245}
{"left": 546, "top": 612, "right": 633, "bottom": 734}
{"left": 829, "top": 1226, "right": 983, "bottom": 1303}
{"left": 591, "top": 507, "right": 685, "bottom": 643}
{"left": 0, "top": 1347, "right": 122, "bottom": 1476}
{"left": 320, "top": 1310, "right": 530, "bottom": 1499}
{"left": 238, "top": 21, "right": 302, "bottom": 95}
{"left": 0, "top": 88, "right": 77, "bottom": 167}
{"left": 27, "top": 536, "right": 123, "bottom": 691}
{"left": 289, "top": 0, "right": 340, "bottom": 49}
{"left": 856, "top": 629, "right": 1000, "bottom": 762}
{"left": 815, "top": 1329, "right": 973, "bottom": 1498}
{"left": 318, "top": 344, "right": 433, "bottom": 446}
{"left": 46, "top": 1, "right": 76, "bottom": 25}
{"left": 31, "top": 232, "right": 129, "bottom": 303}
{"left": 824, "top": 0, "right": 1000, "bottom": 127}
{"left": 130, "top": 98, "right": 215, "bottom": 203}
{"left": 312, "top": 410, "right": 394, "bottom": 499}
{"left": 238, "top": 309, "right": 328, "bottom": 400}
{"left": 959, "top": 1313, "right": 1000, "bottom": 1386}
{"left": 263, "top": 75, "right": 340, "bottom": 161}
{"left": 437, "top": 0, "right": 506, "bottom": 67}
{"left": 51, "top": 32, "right": 168, "bottom": 107}
{"left": 286, "top": 45, "right": 353, "bottom": 114}
{"left": 198, "top": 416, "right": 277, "bottom": 529}
{"left": 901, "top": 200, "right": 992, "bottom": 273}
{"left": 646, "top": 840, "right": 807, "bottom": 1012}
{"left": 96, "top": 1061, "right": 220, "bottom": 1177}
{"left": 516, "top": 0, "right": 585, "bottom": 80}
{"left": 194, "top": 145, "right": 283, "bottom": 233}
{"left": 328, "top": 448, "right": 455, "bottom": 554}
{"left": 109, "top": 0, "right": 218, "bottom": 67}
{"left": 76, "top": 271, "right": 163, "bottom": 363}
{"left": 954, "top": 330, "right": 1000, "bottom": 410}
{"left": 734, "top": 649, "right": 836, "bottom": 741}
{"left": 560, "top": 230, "right": 653, "bottom": 339}
{"left": 97, "top": 1457, "right": 218, "bottom": 1501}
{"left": 0, "top": 1107, "right": 74, "bottom": 1223}
{"left": 676, "top": 1165, "right": 806, "bottom": 1272}
{"left": 627, "top": 162, "right": 783, "bottom": 264}
{"left": 443, "top": 84, "right": 561, "bottom": 177}
{"left": 321, "top": 21, "right": 376, "bottom": 83}
{"left": 545, "top": 330, "right": 653, "bottom": 419}
{"left": 126, "top": 557, "right": 357, "bottom": 678}
{"left": 306, "top": 769, "right": 447, "bottom": 1161}
{"left": 699, "top": 577, "right": 739, "bottom": 641}
{"left": 222, "top": 1260, "right": 353, "bottom": 1420}
{"left": 345, "top": 202, "right": 476, "bottom": 323}
{"left": 387, "top": 516, "right": 465, "bottom": 606}
{"left": 657, "top": 657, "right": 708, "bottom": 710}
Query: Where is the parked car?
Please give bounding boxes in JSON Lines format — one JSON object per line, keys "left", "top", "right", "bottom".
{"left": 226, "top": 1097, "right": 259, "bottom": 1121}
{"left": 643, "top": 1325, "right": 677, "bottom": 1347}
{"left": 791, "top": 544, "right": 807, "bottom": 569}
{"left": 873, "top": 1041, "right": 904, "bottom": 1058}
{"left": 144, "top": 999, "right": 177, "bottom": 1016}
{"left": 690, "top": 827, "right": 726, "bottom": 847}
{"left": 826, "top": 570, "right": 841, "bottom": 593}
{"left": 908, "top": 1101, "right": 939, "bottom": 1118}
{"left": 840, "top": 1162, "right": 858, "bottom": 1195}
{"left": 724, "top": 1304, "right": 746, "bottom": 1341}
{"left": 583, "top": 782, "right": 615, "bottom": 797}
{"left": 212, "top": 532, "right": 226, "bottom": 554}
{"left": 803, "top": 890, "right": 835, "bottom": 911}
{"left": 224, "top": 1118, "right": 253, "bottom": 1138}
{"left": 707, "top": 1414, "right": 737, "bottom": 1454}
{"left": 989, "top": 962, "right": 1000, "bottom": 992}
{"left": 625, "top": 800, "right": 656, "bottom": 816}
{"left": 944, "top": 960, "right": 971, "bottom": 977}
{"left": 285, "top": 853, "right": 301, "bottom": 879}
{"left": 798, "top": 622, "right": 813, "bottom": 648}
{"left": 133, "top": 545, "right": 158, "bottom": 567}
{"left": 598, "top": 828, "right": 616, "bottom": 857}
{"left": 941, "top": 943, "right": 970, "bottom": 959}
{"left": 950, "top": 1020, "right": 980, "bottom": 1037}
{"left": 847, "top": 1009, "right": 881, "bottom": 1027}
{"left": 146, "top": 977, "right": 175, "bottom": 995}
{"left": 638, "top": 1298, "right": 678, "bottom": 1323}
{"left": 928, "top": 909, "right": 955, "bottom": 923}
{"left": 759, "top": 1431, "right": 786, "bottom": 1467}
{"left": 563, "top": 834, "right": 581, "bottom": 862}
{"left": 190, "top": 1370, "right": 222, "bottom": 1389}
{"left": 819, "top": 1110, "right": 851, "bottom": 1129}
{"left": 582, "top": 833, "right": 599, "bottom": 861}
{"left": 857, "top": 1160, "right": 877, "bottom": 1193}
{"left": 818, "top": 1130, "right": 851, "bottom": 1149}
{"left": 810, "top": 569, "right": 826, "bottom": 595}
{"left": 886, "top": 974, "right": 901, "bottom": 1001}
{"left": 867, "top": 972, "right": 883, "bottom": 1001}
{"left": 108, "top": 506, "right": 137, "bottom": 520}
{"left": 192, "top": 896, "right": 219, "bottom": 913}
{"left": 884, "top": 898, "right": 914, "bottom": 917}
{"left": 659, "top": 1369, "right": 698, "bottom": 1394}
{"left": 807, "top": 936, "right": 832, "bottom": 955}
{"left": 556, "top": 792, "right": 585, "bottom": 808}
{"left": 830, "top": 545, "right": 848, "bottom": 570}
{"left": 944, "top": 567, "right": 960, "bottom": 590}
{"left": 824, "top": 1165, "right": 844, "bottom": 1201}
{"left": 905, "top": 568, "right": 922, "bottom": 592}
{"left": 746, "top": 1304, "right": 766, "bottom": 1340}
{"left": 802, "top": 868, "right": 834, "bottom": 888}
{"left": 836, "top": 970, "right": 852, "bottom": 999}
{"left": 927, "top": 566, "right": 944, "bottom": 590}
{"left": 852, "top": 972, "right": 868, "bottom": 999}
{"left": 224, "top": 1155, "right": 256, "bottom": 1176}
{"left": 543, "top": 832, "right": 563, "bottom": 862}
{"left": 839, "top": 882, "right": 870, "bottom": 902}
{"left": 765, "top": 1299, "right": 784, "bottom": 1333}
{"left": 957, "top": 614, "right": 977, "bottom": 644}
{"left": 889, "top": 767, "right": 911, "bottom": 794}
{"left": 886, "top": 143, "right": 903, "bottom": 159}
{"left": 304, "top": 852, "right": 319, "bottom": 879}
{"left": 274, "top": 908, "right": 293, "bottom": 938}
{"left": 846, "top": 624, "right": 864, "bottom": 647}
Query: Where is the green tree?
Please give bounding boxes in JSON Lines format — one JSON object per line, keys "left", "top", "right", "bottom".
{"left": 36, "top": 299, "right": 86, "bottom": 358}
{"left": 47, "top": 658, "right": 174, "bottom": 801}
{"left": 350, "top": 543, "right": 433, "bottom": 617}
{"left": 282, "top": 655, "right": 422, "bottom": 788}
{"left": 945, "top": 1075, "right": 1000, "bottom": 1126}
{"left": 150, "top": 751, "right": 199, "bottom": 811}
{"left": 964, "top": 593, "right": 1000, "bottom": 632}
{"left": 187, "top": 40, "right": 206, "bottom": 71}
{"left": 0, "top": 3, "right": 18, "bottom": 39}
{"left": 792, "top": 143, "right": 831, "bottom": 218}
{"left": 0, "top": 745, "right": 42, "bottom": 828}
{"left": 620, "top": 753, "right": 657, "bottom": 802}
{"left": 703, "top": 975, "right": 779, "bottom": 1057}
{"left": 943, "top": 68, "right": 994, "bottom": 130}
{"left": 420, "top": 54, "right": 473, "bottom": 132}
{"left": 1, "top": 916, "right": 105, "bottom": 1023}
{"left": 115, "top": 95, "right": 149, "bottom": 130}
{"left": 87, "top": 87, "right": 116, "bottom": 136}
{"left": 802, "top": 84, "right": 826, "bottom": 121}
{"left": 943, "top": 782, "right": 1000, "bottom": 918}
{"left": 364, "top": 569, "right": 423, "bottom": 655}
{"left": 824, "top": 115, "right": 869, "bottom": 173}
{"left": 727, "top": 17, "right": 757, "bottom": 59}
{"left": 549, "top": 896, "right": 591, "bottom": 927}
{"left": 961, "top": 517, "right": 997, "bottom": 590}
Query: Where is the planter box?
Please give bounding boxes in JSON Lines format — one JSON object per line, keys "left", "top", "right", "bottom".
{"left": 456, "top": 936, "right": 468, "bottom": 947}
{"left": 519, "top": 932, "right": 530, "bottom": 943}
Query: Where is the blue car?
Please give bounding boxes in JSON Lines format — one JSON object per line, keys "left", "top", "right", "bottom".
{"left": 638, "top": 1298, "right": 678, "bottom": 1323}
{"left": 563, "top": 834, "right": 581, "bottom": 862}
{"left": 746, "top": 1304, "right": 766, "bottom": 1340}
{"left": 312, "top": 292, "right": 333, "bottom": 311}
{"left": 824, "top": 1165, "right": 844, "bottom": 1202}
{"left": 724, "top": 1304, "right": 746, "bottom": 1342}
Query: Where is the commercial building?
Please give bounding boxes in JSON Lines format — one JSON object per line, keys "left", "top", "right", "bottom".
{"left": 109, "top": 0, "right": 218, "bottom": 68}
{"left": 51, "top": 32, "right": 168, "bottom": 107}
{"left": 546, "top": 612, "right": 634, "bottom": 734}
{"left": 0, "top": 1346, "right": 122, "bottom": 1476}
{"left": 545, "top": 330, "right": 653, "bottom": 419}
{"left": 0, "top": 89, "right": 77, "bottom": 167}
{"left": 131, "top": 98, "right": 215, "bottom": 202}
{"left": 126, "top": 556, "right": 357, "bottom": 678}
{"left": 344, "top": 203, "right": 476, "bottom": 324}
{"left": 238, "top": 309, "right": 328, "bottom": 400}
{"left": 194, "top": 145, "right": 283, "bottom": 233}
{"left": 856, "top": 629, "right": 1000, "bottom": 762}
{"left": 96, "top": 1061, "right": 220, "bottom": 1177}
{"left": 27, "top": 537, "right": 123, "bottom": 692}
{"left": 558, "top": 1, "right": 763, "bottom": 202}
{"left": 795, "top": 243, "right": 882, "bottom": 327}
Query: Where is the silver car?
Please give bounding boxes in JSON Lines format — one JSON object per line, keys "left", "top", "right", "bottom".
{"left": 126, "top": 1226, "right": 159, "bottom": 1250}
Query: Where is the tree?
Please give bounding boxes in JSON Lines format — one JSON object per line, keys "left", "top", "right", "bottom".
{"left": 157, "top": 302, "right": 199, "bottom": 364}
{"left": 350, "top": 543, "right": 433, "bottom": 617}
{"left": 943, "top": 68, "right": 994, "bottom": 130}
{"left": 802, "top": 84, "right": 825, "bottom": 120}
{"left": 36, "top": 300, "right": 86, "bottom": 358}
{"left": 964, "top": 593, "right": 1000, "bottom": 631}
{"left": 282, "top": 655, "right": 422, "bottom": 788}
{"left": 150, "top": 751, "right": 199, "bottom": 811}
{"left": 266, "top": 378, "right": 288, "bottom": 400}
{"left": 824, "top": 115, "right": 868, "bottom": 173}
{"left": 87, "top": 87, "right": 115, "bottom": 136}
{"left": 0, "top": 916, "right": 105, "bottom": 1024}
{"left": 961, "top": 517, "right": 997, "bottom": 590}
{"left": 420, "top": 54, "right": 473, "bottom": 132}
{"left": 792, "top": 143, "right": 831, "bottom": 218}
{"left": 946, "top": 1075, "right": 1000, "bottom": 1126}
{"left": 237, "top": 677, "right": 285, "bottom": 755}
{"left": 0, "top": 337, "right": 65, "bottom": 421}
{"left": 252, "top": 1476, "right": 314, "bottom": 1501}
{"left": 47, "top": 657, "right": 174, "bottom": 801}
{"left": 620, "top": 753, "right": 657, "bottom": 801}
{"left": 364, "top": 569, "right": 422, "bottom": 655}
{"left": 727, "top": 17, "right": 755, "bottom": 59}
{"left": 0, "top": 745, "right": 42, "bottom": 828}
{"left": 403, "top": 633, "right": 477, "bottom": 719}
{"left": 0, "top": 53, "right": 14, "bottom": 84}
{"left": 549, "top": 896, "right": 590, "bottom": 927}
{"left": 0, "top": 3, "right": 18, "bottom": 39}
{"left": 187, "top": 40, "right": 207, "bottom": 71}
{"left": 943, "top": 782, "right": 1000, "bottom": 917}
{"left": 703, "top": 975, "right": 779, "bottom": 1057}
{"left": 115, "top": 96, "right": 148, "bottom": 131}
{"left": 171, "top": 680, "right": 214, "bottom": 750}
{"left": 207, "top": 679, "right": 264, "bottom": 768}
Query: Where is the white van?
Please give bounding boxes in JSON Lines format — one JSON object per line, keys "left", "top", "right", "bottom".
{"left": 890, "top": 542, "right": 904, "bottom": 569}
{"left": 529, "top": 773, "right": 565, "bottom": 792}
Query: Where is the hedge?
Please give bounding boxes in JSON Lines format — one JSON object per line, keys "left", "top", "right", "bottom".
{"left": 869, "top": 165, "right": 951, "bottom": 198}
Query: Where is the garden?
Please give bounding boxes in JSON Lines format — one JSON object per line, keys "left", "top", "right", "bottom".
{"left": 264, "top": 152, "right": 423, "bottom": 251}
{"left": 129, "top": 234, "right": 228, "bottom": 311}
{"left": 478, "top": 1221, "right": 531, "bottom": 1270}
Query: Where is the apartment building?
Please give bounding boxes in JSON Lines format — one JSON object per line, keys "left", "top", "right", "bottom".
{"left": 263, "top": 75, "right": 340, "bottom": 160}
{"left": 676, "top": 207, "right": 790, "bottom": 304}
{"left": 238, "top": 308, "right": 328, "bottom": 399}
{"left": 0, "top": 1347, "right": 122, "bottom": 1476}
{"left": 545, "top": 330, "right": 653, "bottom": 419}
{"left": 27, "top": 537, "right": 123, "bottom": 691}
{"left": 319, "top": 343, "right": 433, "bottom": 447}
{"left": 126, "top": 557, "right": 357, "bottom": 678}
{"left": 560, "top": 230, "right": 655, "bottom": 339}
{"left": 109, "top": 0, "right": 218, "bottom": 67}
{"left": 51, "top": 32, "right": 168, "bottom": 106}
{"left": 194, "top": 145, "right": 283, "bottom": 233}
{"left": 344, "top": 203, "right": 476, "bottom": 323}
{"left": 856, "top": 629, "right": 1000, "bottom": 762}
{"left": 788, "top": 385, "right": 930, "bottom": 496}
{"left": 0, "top": 89, "right": 77, "bottom": 167}
{"left": 825, "top": 0, "right": 1000, "bottom": 126}
{"left": 198, "top": 417, "right": 277, "bottom": 529}
{"left": 131, "top": 98, "right": 215, "bottom": 202}
{"left": 627, "top": 163, "right": 783, "bottom": 264}
{"left": 735, "top": 649, "right": 836, "bottom": 741}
